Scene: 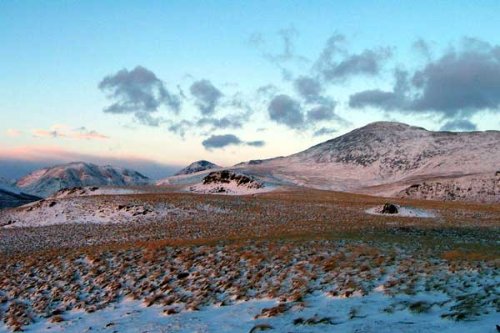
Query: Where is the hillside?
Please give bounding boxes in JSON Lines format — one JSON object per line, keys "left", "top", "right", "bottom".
{"left": 16, "top": 162, "right": 150, "bottom": 197}
{"left": 235, "top": 122, "right": 500, "bottom": 201}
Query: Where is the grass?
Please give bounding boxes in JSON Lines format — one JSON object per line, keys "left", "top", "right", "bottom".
{"left": 0, "top": 188, "right": 498, "bottom": 331}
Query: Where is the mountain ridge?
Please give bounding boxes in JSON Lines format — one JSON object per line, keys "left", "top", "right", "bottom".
{"left": 16, "top": 162, "right": 150, "bottom": 197}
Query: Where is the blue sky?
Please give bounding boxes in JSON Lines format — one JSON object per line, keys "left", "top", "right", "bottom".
{"left": 1, "top": 1, "right": 500, "bottom": 179}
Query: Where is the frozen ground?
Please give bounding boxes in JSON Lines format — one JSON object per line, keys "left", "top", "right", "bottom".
{"left": 49, "top": 186, "right": 144, "bottom": 199}
{"left": 0, "top": 190, "right": 498, "bottom": 332}
{"left": 365, "top": 205, "right": 437, "bottom": 218}
{"left": 187, "top": 181, "right": 275, "bottom": 195}
{"left": 8, "top": 292, "right": 498, "bottom": 333}
{"left": 0, "top": 196, "right": 228, "bottom": 228}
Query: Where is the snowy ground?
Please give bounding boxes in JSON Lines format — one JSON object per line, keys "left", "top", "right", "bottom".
{"left": 365, "top": 205, "right": 437, "bottom": 218}
{"left": 9, "top": 292, "right": 498, "bottom": 333}
{"left": 49, "top": 186, "right": 144, "bottom": 199}
{"left": 0, "top": 196, "right": 228, "bottom": 228}
{"left": 0, "top": 190, "right": 497, "bottom": 332}
{"left": 187, "top": 181, "right": 275, "bottom": 195}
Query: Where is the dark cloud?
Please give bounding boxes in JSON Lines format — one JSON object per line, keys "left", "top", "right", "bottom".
{"left": 315, "top": 34, "right": 391, "bottom": 81}
{"left": 202, "top": 134, "right": 242, "bottom": 149}
{"left": 306, "top": 103, "right": 338, "bottom": 122}
{"left": 99, "top": 66, "right": 180, "bottom": 126}
{"left": 268, "top": 94, "right": 304, "bottom": 129}
{"left": 349, "top": 38, "right": 500, "bottom": 120}
{"left": 167, "top": 120, "right": 193, "bottom": 138}
{"left": 196, "top": 117, "right": 243, "bottom": 130}
{"left": 322, "top": 48, "right": 391, "bottom": 81}
{"left": 190, "top": 79, "right": 223, "bottom": 115}
{"left": 349, "top": 69, "right": 409, "bottom": 110}
{"left": 247, "top": 140, "right": 265, "bottom": 147}
{"left": 410, "top": 42, "right": 500, "bottom": 116}
{"left": 202, "top": 134, "right": 265, "bottom": 150}
{"left": 349, "top": 89, "right": 402, "bottom": 110}
{"left": 294, "top": 76, "right": 322, "bottom": 102}
{"left": 440, "top": 119, "right": 478, "bottom": 132}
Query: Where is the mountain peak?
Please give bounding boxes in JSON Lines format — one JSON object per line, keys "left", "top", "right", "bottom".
{"left": 357, "top": 121, "right": 427, "bottom": 133}
{"left": 175, "top": 160, "right": 220, "bottom": 176}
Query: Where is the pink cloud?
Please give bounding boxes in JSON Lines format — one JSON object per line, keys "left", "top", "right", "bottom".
{"left": 0, "top": 146, "right": 181, "bottom": 179}
{"left": 31, "top": 125, "right": 109, "bottom": 140}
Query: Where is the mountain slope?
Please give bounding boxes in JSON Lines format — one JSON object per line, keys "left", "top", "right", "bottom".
{"left": 0, "top": 177, "right": 41, "bottom": 209}
{"left": 16, "top": 162, "right": 150, "bottom": 197}
{"left": 174, "top": 160, "right": 220, "bottom": 176}
{"left": 236, "top": 122, "right": 500, "bottom": 201}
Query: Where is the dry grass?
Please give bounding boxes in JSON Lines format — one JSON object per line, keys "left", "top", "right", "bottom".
{"left": 0, "top": 188, "right": 498, "bottom": 331}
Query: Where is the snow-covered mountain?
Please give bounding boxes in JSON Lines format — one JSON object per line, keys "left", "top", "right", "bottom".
{"left": 174, "top": 160, "right": 220, "bottom": 176}
{"left": 0, "top": 177, "right": 41, "bottom": 209}
{"left": 235, "top": 122, "right": 500, "bottom": 201}
{"left": 16, "top": 162, "right": 150, "bottom": 197}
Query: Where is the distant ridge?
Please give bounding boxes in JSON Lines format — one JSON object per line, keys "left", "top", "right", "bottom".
{"left": 16, "top": 162, "right": 150, "bottom": 197}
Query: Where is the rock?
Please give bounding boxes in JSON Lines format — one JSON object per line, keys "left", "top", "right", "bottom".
{"left": 203, "top": 170, "right": 262, "bottom": 188}
{"left": 381, "top": 203, "right": 399, "bottom": 214}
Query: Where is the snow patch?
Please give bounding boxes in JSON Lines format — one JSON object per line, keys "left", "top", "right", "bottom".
{"left": 366, "top": 205, "right": 437, "bottom": 218}
{"left": 9, "top": 292, "right": 497, "bottom": 333}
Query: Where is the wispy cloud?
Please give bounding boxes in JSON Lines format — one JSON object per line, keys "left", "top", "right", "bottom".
{"left": 31, "top": 125, "right": 109, "bottom": 140}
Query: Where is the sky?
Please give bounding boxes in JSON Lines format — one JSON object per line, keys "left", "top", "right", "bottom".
{"left": 1, "top": 1, "right": 500, "bottom": 179}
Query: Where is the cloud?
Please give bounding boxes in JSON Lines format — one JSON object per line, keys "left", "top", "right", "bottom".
{"left": 247, "top": 140, "right": 265, "bottom": 147}
{"left": 256, "top": 84, "right": 279, "bottom": 99}
{"left": 349, "top": 38, "right": 500, "bottom": 120}
{"left": 315, "top": 33, "right": 391, "bottom": 81}
{"left": 294, "top": 76, "right": 322, "bottom": 102}
{"left": 313, "top": 127, "right": 338, "bottom": 137}
{"left": 249, "top": 27, "right": 308, "bottom": 80}
{"left": 306, "top": 103, "right": 338, "bottom": 122}
{"left": 196, "top": 117, "right": 243, "bottom": 130}
{"left": 31, "top": 125, "right": 109, "bottom": 140}
{"left": 268, "top": 94, "right": 304, "bottom": 129}
{"left": 167, "top": 120, "right": 194, "bottom": 138}
{"left": 190, "top": 79, "right": 223, "bottom": 115}
{"left": 5, "top": 129, "right": 22, "bottom": 137}
{"left": 99, "top": 66, "right": 180, "bottom": 126}
{"left": 440, "top": 119, "right": 478, "bottom": 131}
{"left": 410, "top": 40, "right": 500, "bottom": 116}
{"left": 202, "top": 134, "right": 265, "bottom": 150}
{"left": 413, "top": 38, "right": 433, "bottom": 60}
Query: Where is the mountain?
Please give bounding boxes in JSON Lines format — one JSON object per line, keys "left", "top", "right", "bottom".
{"left": 235, "top": 122, "right": 500, "bottom": 202}
{"left": 16, "top": 162, "right": 150, "bottom": 197}
{"left": 0, "top": 177, "right": 41, "bottom": 209}
{"left": 174, "top": 160, "right": 220, "bottom": 176}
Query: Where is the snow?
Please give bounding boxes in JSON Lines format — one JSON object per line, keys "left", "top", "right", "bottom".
{"left": 187, "top": 181, "right": 274, "bottom": 195}
{"left": 365, "top": 205, "right": 437, "bottom": 218}
{"left": 174, "top": 160, "right": 221, "bottom": 176}
{"left": 49, "top": 186, "right": 143, "bottom": 199}
{"left": 0, "top": 197, "right": 227, "bottom": 228}
{"left": 16, "top": 162, "right": 150, "bottom": 197}
{"left": 233, "top": 122, "right": 500, "bottom": 202}
{"left": 7, "top": 291, "right": 497, "bottom": 333}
